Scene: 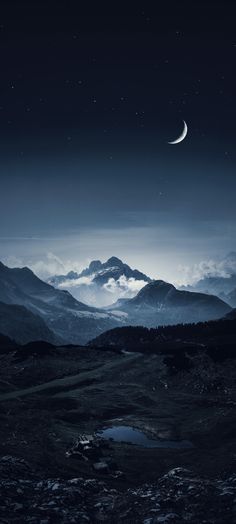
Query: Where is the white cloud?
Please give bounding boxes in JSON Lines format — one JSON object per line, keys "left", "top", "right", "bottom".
{"left": 178, "top": 252, "right": 236, "bottom": 285}
{"left": 3, "top": 252, "right": 83, "bottom": 280}
{"left": 3, "top": 255, "right": 24, "bottom": 268}
{"left": 58, "top": 273, "right": 147, "bottom": 298}
{"left": 58, "top": 275, "right": 94, "bottom": 288}
{"left": 103, "top": 275, "right": 147, "bottom": 295}
{"left": 53, "top": 273, "right": 147, "bottom": 306}
{"left": 30, "top": 252, "right": 67, "bottom": 278}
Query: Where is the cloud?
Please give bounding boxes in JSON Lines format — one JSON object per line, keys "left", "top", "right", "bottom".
{"left": 30, "top": 253, "right": 67, "bottom": 278}
{"left": 58, "top": 275, "right": 94, "bottom": 288}
{"left": 103, "top": 275, "right": 147, "bottom": 295}
{"left": 178, "top": 252, "right": 236, "bottom": 285}
{"left": 58, "top": 273, "right": 146, "bottom": 297}
{"left": 3, "top": 255, "right": 24, "bottom": 268}
{"left": 3, "top": 252, "right": 83, "bottom": 280}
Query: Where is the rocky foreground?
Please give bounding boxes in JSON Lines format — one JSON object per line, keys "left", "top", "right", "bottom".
{"left": 1, "top": 456, "right": 236, "bottom": 523}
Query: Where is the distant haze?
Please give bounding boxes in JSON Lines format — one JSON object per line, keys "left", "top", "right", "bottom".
{"left": 2, "top": 241, "right": 236, "bottom": 288}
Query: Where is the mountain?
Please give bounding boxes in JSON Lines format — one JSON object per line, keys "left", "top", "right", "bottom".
{"left": 185, "top": 274, "right": 236, "bottom": 298}
{"left": 0, "top": 262, "right": 123, "bottom": 344}
{"left": 0, "top": 301, "right": 56, "bottom": 345}
{"left": 180, "top": 253, "right": 236, "bottom": 306}
{"left": 227, "top": 288, "right": 236, "bottom": 308}
{"left": 0, "top": 332, "right": 17, "bottom": 353}
{"left": 225, "top": 308, "right": 236, "bottom": 320}
{"left": 182, "top": 276, "right": 236, "bottom": 308}
{"left": 0, "top": 262, "right": 231, "bottom": 345}
{"left": 47, "top": 256, "right": 151, "bottom": 307}
{"left": 107, "top": 279, "right": 231, "bottom": 327}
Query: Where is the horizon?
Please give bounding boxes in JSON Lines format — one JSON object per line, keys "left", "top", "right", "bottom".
{"left": 2, "top": 250, "right": 236, "bottom": 289}
{"left": 0, "top": 3, "right": 236, "bottom": 282}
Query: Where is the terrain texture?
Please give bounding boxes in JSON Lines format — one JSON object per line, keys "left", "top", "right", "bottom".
{"left": 0, "top": 319, "right": 236, "bottom": 523}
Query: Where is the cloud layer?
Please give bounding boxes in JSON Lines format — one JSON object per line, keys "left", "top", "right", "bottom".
{"left": 103, "top": 275, "right": 146, "bottom": 294}
{"left": 178, "top": 252, "right": 236, "bottom": 285}
{"left": 3, "top": 252, "right": 83, "bottom": 280}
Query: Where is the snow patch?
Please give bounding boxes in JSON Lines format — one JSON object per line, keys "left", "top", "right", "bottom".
{"left": 109, "top": 310, "right": 128, "bottom": 318}
{"left": 72, "top": 311, "right": 109, "bottom": 319}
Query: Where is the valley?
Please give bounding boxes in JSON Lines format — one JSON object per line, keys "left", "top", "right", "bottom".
{"left": 0, "top": 259, "right": 236, "bottom": 522}
{"left": 0, "top": 331, "right": 236, "bottom": 522}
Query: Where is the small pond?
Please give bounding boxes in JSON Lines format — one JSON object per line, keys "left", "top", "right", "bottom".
{"left": 97, "top": 425, "right": 193, "bottom": 449}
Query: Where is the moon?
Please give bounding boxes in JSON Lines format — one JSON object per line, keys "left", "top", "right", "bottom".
{"left": 168, "top": 120, "right": 188, "bottom": 145}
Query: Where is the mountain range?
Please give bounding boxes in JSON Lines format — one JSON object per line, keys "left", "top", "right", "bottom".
{"left": 107, "top": 279, "right": 231, "bottom": 327}
{"left": 181, "top": 252, "right": 236, "bottom": 307}
{"left": 0, "top": 261, "right": 123, "bottom": 344}
{"left": 184, "top": 275, "right": 236, "bottom": 307}
{"left": 0, "top": 259, "right": 232, "bottom": 345}
{"left": 48, "top": 256, "right": 151, "bottom": 307}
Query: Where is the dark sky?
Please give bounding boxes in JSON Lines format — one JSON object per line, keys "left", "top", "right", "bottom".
{"left": 0, "top": 2, "right": 236, "bottom": 281}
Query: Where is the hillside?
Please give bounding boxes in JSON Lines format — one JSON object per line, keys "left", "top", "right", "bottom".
{"left": 0, "top": 301, "right": 56, "bottom": 344}
{"left": 0, "top": 262, "right": 122, "bottom": 344}
{"left": 108, "top": 279, "right": 231, "bottom": 326}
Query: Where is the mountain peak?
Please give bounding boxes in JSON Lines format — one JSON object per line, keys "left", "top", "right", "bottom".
{"left": 21, "top": 266, "right": 34, "bottom": 274}
{"left": 89, "top": 260, "right": 102, "bottom": 272}
{"left": 66, "top": 270, "right": 79, "bottom": 279}
{"left": 105, "top": 256, "right": 124, "bottom": 268}
{"left": 146, "top": 280, "right": 175, "bottom": 291}
{"left": 48, "top": 257, "right": 151, "bottom": 307}
{"left": 133, "top": 280, "right": 175, "bottom": 304}
{"left": 0, "top": 261, "right": 7, "bottom": 271}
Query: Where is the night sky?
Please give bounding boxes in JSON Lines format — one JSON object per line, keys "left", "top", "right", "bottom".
{"left": 0, "top": 2, "right": 236, "bottom": 282}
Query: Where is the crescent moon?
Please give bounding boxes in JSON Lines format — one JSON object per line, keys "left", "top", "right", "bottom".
{"left": 168, "top": 120, "right": 188, "bottom": 145}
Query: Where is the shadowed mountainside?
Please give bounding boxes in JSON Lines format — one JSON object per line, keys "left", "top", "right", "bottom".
{"left": 0, "top": 262, "right": 232, "bottom": 345}
{"left": 48, "top": 256, "right": 151, "bottom": 307}
{"left": 0, "top": 262, "right": 123, "bottom": 344}
{"left": 107, "top": 279, "right": 231, "bottom": 326}
{"left": 0, "top": 302, "right": 56, "bottom": 345}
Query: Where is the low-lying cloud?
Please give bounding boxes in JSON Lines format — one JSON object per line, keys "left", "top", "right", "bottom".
{"left": 58, "top": 274, "right": 146, "bottom": 298}
{"left": 178, "top": 252, "right": 236, "bottom": 285}
{"left": 56, "top": 273, "right": 147, "bottom": 306}
{"left": 3, "top": 252, "right": 83, "bottom": 279}
{"left": 58, "top": 275, "right": 94, "bottom": 288}
{"left": 103, "top": 275, "right": 146, "bottom": 295}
